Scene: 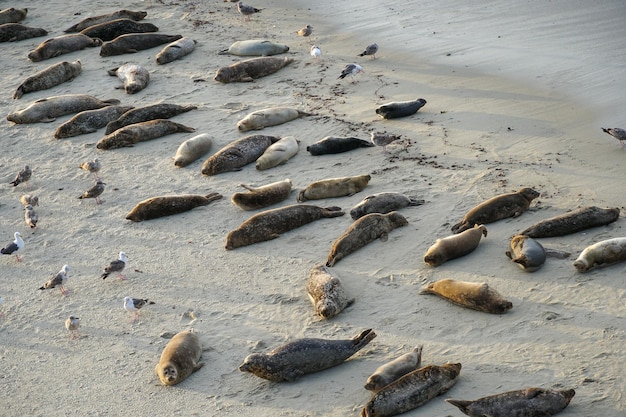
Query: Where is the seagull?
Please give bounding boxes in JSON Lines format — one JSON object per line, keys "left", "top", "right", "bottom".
{"left": 79, "top": 158, "right": 101, "bottom": 179}
{"left": 19, "top": 194, "right": 39, "bottom": 207}
{"left": 237, "top": 1, "right": 261, "bottom": 21}
{"left": 310, "top": 45, "right": 321, "bottom": 60}
{"left": 65, "top": 315, "right": 80, "bottom": 339}
{"left": 124, "top": 296, "right": 154, "bottom": 322}
{"left": 39, "top": 264, "right": 70, "bottom": 295}
{"left": 297, "top": 25, "right": 313, "bottom": 37}
{"left": 101, "top": 251, "right": 128, "bottom": 280}
{"left": 358, "top": 43, "right": 378, "bottom": 59}
{"left": 78, "top": 179, "right": 105, "bottom": 204}
{"left": 24, "top": 204, "right": 38, "bottom": 229}
{"left": 10, "top": 165, "right": 32, "bottom": 188}
{"left": 338, "top": 63, "right": 363, "bottom": 82}
{"left": 1, "top": 232, "right": 24, "bottom": 262}
{"left": 601, "top": 128, "right": 626, "bottom": 148}
{"left": 371, "top": 131, "right": 403, "bottom": 154}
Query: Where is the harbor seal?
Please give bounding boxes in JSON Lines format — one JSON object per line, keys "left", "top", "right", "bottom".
{"left": 237, "top": 107, "right": 310, "bottom": 131}
{"left": 54, "top": 105, "right": 134, "bottom": 138}
{"left": 214, "top": 56, "right": 294, "bottom": 83}
{"left": 505, "top": 234, "right": 547, "bottom": 272}
{"left": 105, "top": 103, "right": 197, "bottom": 134}
{"left": 13, "top": 60, "right": 82, "bottom": 99}
{"left": 298, "top": 174, "right": 371, "bottom": 202}
{"left": 364, "top": 346, "right": 423, "bottom": 392}
{"left": 255, "top": 136, "right": 299, "bottom": 170}
{"left": 155, "top": 330, "right": 204, "bottom": 386}
{"left": 126, "top": 193, "right": 222, "bottom": 222}
{"left": 361, "top": 363, "right": 462, "bottom": 417}
{"left": 306, "top": 264, "right": 354, "bottom": 319}
{"left": 230, "top": 179, "right": 293, "bottom": 211}
{"left": 173, "top": 133, "right": 213, "bottom": 167}
{"left": 451, "top": 187, "right": 540, "bottom": 233}
{"left": 225, "top": 204, "right": 344, "bottom": 250}
{"left": 100, "top": 33, "right": 182, "bottom": 57}
{"left": 350, "top": 192, "right": 425, "bottom": 220}
{"left": 420, "top": 278, "right": 512, "bottom": 314}
{"left": 423, "top": 224, "right": 488, "bottom": 267}
{"left": 108, "top": 63, "right": 150, "bottom": 94}
{"left": 156, "top": 37, "right": 196, "bottom": 64}
{"left": 306, "top": 136, "right": 375, "bottom": 155}
{"left": 64, "top": 10, "right": 148, "bottom": 33}
{"left": 80, "top": 18, "right": 158, "bottom": 42}
{"left": 573, "top": 237, "right": 626, "bottom": 272}
{"left": 239, "top": 329, "right": 376, "bottom": 382}
{"left": 519, "top": 206, "right": 620, "bottom": 238}
{"left": 27, "top": 34, "right": 102, "bottom": 62}
{"left": 446, "top": 387, "right": 576, "bottom": 417}
{"left": 326, "top": 211, "right": 408, "bottom": 267}
{"left": 375, "top": 98, "right": 427, "bottom": 120}
{"left": 0, "top": 23, "right": 47, "bottom": 42}
{"left": 201, "top": 134, "right": 280, "bottom": 176}
{"left": 7, "top": 94, "right": 120, "bottom": 124}
{"left": 96, "top": 119, "right": 195, "bottom": 150}
{"left": 0, "top": 8, "right": 27, "bottom": 24}
{"left": 219, "top": 39, "right": 289, "bottom": 56}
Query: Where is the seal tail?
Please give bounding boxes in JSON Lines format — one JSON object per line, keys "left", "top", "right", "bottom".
{"left": 322, "top": 206, "right": 345, "bottom": 218}
{"left": 408, "top": 198, "right": 426, "bottom": 206}
{"left": 204, "top": 193, "right": 223, "bottom": 203}
{"left": 103, "top": 99, "right": 121, "bottom": 105}
{"left": 445, "top": 399, "right": 472, "bottom": 413}
{"left": 351, "top": 329, "right": 377, "bottom": 350}
{"left": 218, "top": 48, "right": 229, "bottom": 55}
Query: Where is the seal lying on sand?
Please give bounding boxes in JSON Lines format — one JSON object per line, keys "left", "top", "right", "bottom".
{"left": 446, "top": 387, "right": 575, "bottom": 417}
{"left": 326, "top": 211, "right": 408, "bottom": 267}
{"left": 361, "top": 363, "right": 462, "bottom": 417}
{"left": 13, "top": 60, "right": 82, "bottom": 99}
{"left": 79, "top": 18, "right": 158, "bottom": 42}
{"left": 96, "top": 119, "right": 195, "bottom": 150}
{"left": 519, "top": 206, "right": 620, "bottom": 238}
{"left": 214, "top": 56, "right": 293, "bottom": 83}
{"left": 155, "top": 330, "right": 204, "bottom": 386}
{"left": 306, "top": 136, "right": 375, "bottom": 155}
{"left": 108, "top": 63, "right": 150, "bottom": 94}
{"left": 350, "top": 192, "right": 425, "bottom": 220}
{"left": 7, "top": 94, "right": 120, "bottom": 124}
{"left": 219, "top": 39, "right": 289, "bottom": 56}
{"left": 230, "top": 179, "right": 293, "bottom": 211}
{"left": 0, "top": 23, "right": 47, "bottom": 43}
{"left": 201, "top": 134, "right": 279, "bottom": 176}
{"left": 573, "top": 237, "right": 626, "bottom": 272}
{"left": 375, "top": 98, "right": 427, "bottom": 120}
{"left": 27, "top": 34, "right": 101, "bottom": 62}
{"left": 54, "top": 105, "right": 133, "bottom": 138}
{"left": 126, "top": 193, "right": 222, "bottom": 222}
{"left": 364, "top": 346, "right": 423, "bottom": 392}
{"left": 505, "top": 234, "right": 547, "bottom": 272}
{"left": 100, "top": 33, "right": 182, "bottom": 56}
{"left": 451, "top": 187, "right": 540, "bottom": 233}
{"left": 306, "top": 264, "right": 354, "bottom": 319}
{"left": 105, "top": 103, "right": 197, "bottom": 134}
{"left": 239, "top": 329, "right": 376, "bottom": 382}
{"left": 64, "top": 10, "right": 147, "bottom": 33}
{"left": 225, "top": 204, "right": 344, "bottom": 250}
{"left": 255, "top": 136, "right": 299, "bottom": 170}
{"left": 156, "top": 37, "right": 196, "bottom": 64}
{"left": 173, "top": 133, "right": 213, "bottom": 167}
{"left": 423, "top": 224, "right": 487, "bottom": 267}
{"left": 0, "top": 8, "right": 28, "bottom": 25}
{"left": 237, "top": 107, "right": 310, "bottom": 131}
{"left": 298, "top": 175, "right": 371, "bottom": 202}
{"left": 420, "top": 278, "right": 512, "bottom": 314}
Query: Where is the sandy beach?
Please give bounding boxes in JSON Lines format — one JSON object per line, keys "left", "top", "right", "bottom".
{"left": 1, "top": 0, "right": 624, "bottom": 416}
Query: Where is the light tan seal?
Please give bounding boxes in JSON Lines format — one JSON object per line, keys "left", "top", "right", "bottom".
{"left": 173, "top": 133, "right": 213, "bottom": 167}
{"left": 27, "top": 34, "right": 102, "bottom": 62}
{"left": 218, "top": 39, "right": 289, "bottom": 57}
{"left": 54, "top": 105, "right": 134, "bottom": 139}
{"left": 64, "top": 10, "right": 147, "bottom": 33}
{"left": 573, "top": 237, "right": 626, "bottom": 272}
{"left": 231, "top": 179, "right": 293, "bottom": 211}
{"left": 423, "top": 224, "right": 488, "bottom": 267}
{"left": 306, "top": 264, "right": 354, "bottom": 319}
{"left": 0, "top": 8, "right": 27, "bottom": 24}
{"left": 96, "top": 119, "right": 195, "bottom": 150}
{"left": 13, "top": 60, "right": 82, "bottom": 99}
{"left": 214, "top": 56, "right": 294, "bottom": 83}
{"left": 155, "top": 330, "right": 205, "bottom": 386}
{"left": 126, "top": 193, "right": 222, "bottom": 222}
{"left": 451, "top": 187, "right": 540, "bottom": 233}
{"left": 7, "top": 94, "right": 120, "bottom": 124}
{"left": 298, "top": 174, "right": 371, "bottom": 202}
{"left": 237, "top": 107, "right": 310, "bottom": 131}
{"left": 326, "top": 211, "right": 408, "bottom": 267}
{"left": 108, "top": 63, "right": 150, "bottom": 94}
{"left": 420, "top": 278, "right": 512, "bottom": 314}
{"left": 364, "top": 345, "right": 423, "bottom": 392}
{"left": 255, "top": 136, "right": 299, "bottom": 170}
{"left": 201, "top": 134, "right": 279, "bottom": 176}
{"left": 156, "top": 37, "right": 196, "bottom": 65}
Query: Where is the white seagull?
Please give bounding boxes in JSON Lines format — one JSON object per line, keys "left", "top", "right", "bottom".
{"left": 124, "top": 296, "right": 155, "bottom": 322}
{"left": 101, "top": 251, "right": 128, "bottom": 280}
{"left": 1, "top": 232, "right": 24, "bottom": 262}
{"left": 338, "top": 63, "right": 363, "bottom": 82}
{"left": 237, "top": 1, "right": 261, "bottom": 21}
{"left": 310, "top": 45, "right": 321, "bottom": 60}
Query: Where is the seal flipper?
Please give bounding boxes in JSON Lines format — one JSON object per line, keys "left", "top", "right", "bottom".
{"left": 283, "top": 368, "right": 304, "bottom": 382}
{"left": 192, "top": 361, "right": 205, "bottom": 372}
{"left": 379, "top": 232, "right": 388, "bottom": 242}
{"left": 444, "top": 399, "right": 472, "bottom": 413}
{"left": 408, "top": 198, "right": 426, "bottom": 206}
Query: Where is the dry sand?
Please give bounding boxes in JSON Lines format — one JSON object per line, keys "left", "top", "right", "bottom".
{"left": 1, "top": 0, "right": 624, "bottom": 416}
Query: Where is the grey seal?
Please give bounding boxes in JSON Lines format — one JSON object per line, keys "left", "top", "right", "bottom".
{"left": 125, "top": 193, "right": 222, "bottom": 222}
{"left": 364, "top": 345, "right": 423, "bottom": 392}
{"left": 306, "top": 264, "right": 354, "bottom": 319}
{"left": 100, "top": 33, "right": 182, "bottom": 56}
{"left": 573, "top": 237, "right": 626, "bottom": 272}
{"left": 173, "top": 133, "right": 213, "bottom": 167}
{"left": 7, "top": 94, "right": 120, "bottom": 124}
{"left": 505, "top": 234, "right": 547, "bottom": 272}
{"left": 0, "top": 23, "right": 47, "bottom": 42}
{"left": 237, "top": 107, "right": 310, "bottom": 131}
{"left": 255, "top": 136, "right": 299, "bottom": 170}
{"left": 79, "top": 18, "right": 158, "bottom": 42}
{"left": 201, "top": 134, "right": 279, "bottom": 176}
{"left": 96, "top": 119, "right": 195, "bottom": 150}
{"left": 519, "top": 206, "right": 620, "bottom": 238}
{"left": 54, "top": 105, "right": 134, "bottom": 139}
{"left": 105, "top": 103, "right": 197, "bottom": 134}
{"left": 108, "top": 63, "right": 150, "bottom": 94}
{"left": 375, "top": 98, "right": 427, "bottom": 120}
{"left": 0, "top": 8, "right": 27, "bottom": 24}
{"left": 64, "top": 10, "right": 147, "bottom": 33}
{"left": 13, "top": 60, "right": 82, "bottom": 99}
{"left": 27, "top": 34, "right": 102, "bottom": 62}
{"left": 214, "top": 56, "right": 293, "bottom": 83}
{"left": 156, "top": 37, "right": 196, "bottom": 64}
{"left": 218, "top": 39, "right": 289, "bottom": 57}
{"left": 306, "top": 136, "right": 375, "bottom": 155}
{"left": 350, "top": 192, "right": 425, "bottom": 220}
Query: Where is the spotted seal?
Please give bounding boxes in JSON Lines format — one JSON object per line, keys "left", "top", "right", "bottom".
{"left": 306, "top": 136, "right": 375, "bottom": 155}
{"left": 350, "top": 192, "right": 425, "bottom": 220}
{"left": 237, "top": 107, "right": 310, "bottom": 131}
{"left": 105, "top": 103, "right": 197, "bottom": 134}
{"left": 230, "top": 179, "right": 293, "bottom": 211}
{"left": 214, "top": 56, "right": 293, "bottom": 83}
{"left": 420, "top": 278, "right": 512, "bottom": 314}
{"left": 0, "top": 8, "right": 27, "bottom": 25}
{"left": 100, "top": 33, "right": 182, "bottom": 57}
{"left": 505, "top": 234, "right": 547, "bottom": 272}
{"left": 364, "top": 345, "right": 423, "bottom": 392}
{"left": 239, "top": 329, "right": 376, "bottom": 382}
{"left": 155, "top": 330, "right": 204, "bottom": 386}
{"left": 306, "top": 264, "right": 354, "bottom": 319}
{"left": 79, "top": 18, "right": 158, "bottom": 42}
{"left": 0, "top": 23, "right": 47, "bottom": 43}
{"left": 27, "top": 34, "right": 102, "bottom": 62}
{"left": 96, "top": 119, "right": 195, "bottom": 150}
{"left": 64, "top": 10, "right": 147, "bottom": 33}
{"left": 424, "top": 224, "right": 488, "bottom": 267}
{"left": 519, "top": 206, "right": 620, "bottom": 238}
{"left": 13, "top": 60, "right": 82, "bottom": 99}
{"left": 156, "top": 37, "right": 196, "bottom": 64}
{"left": 298, "top": 174, "right": 371, "bottom": 202}
{"left": 7, "top": 94, "right": 120, "bottom": 124}
{"left": 201, "top": 134, "right": 280, "bottom": 176}
{"left": 126, "top": 193, "right": 222, "bottom": 222}
{"left": 375, "top": 98, "right": 427, "bottom": 120}
{"left": 219, "top": 39, "right": 289, "bottom": 56}
{"left": 108, "top": 63, "right": 150, "bottom": 94}
{"left": 173, "top": 133, "right": 213, "bottom": 167}
{"left": 255, "top": 136, "right": 299, "bottom": 170}
{"left": 54, "top": 105, "right": 134, "bottom": 138}
{"left": 573, "top": 237, "right": 626, "bottom": 272}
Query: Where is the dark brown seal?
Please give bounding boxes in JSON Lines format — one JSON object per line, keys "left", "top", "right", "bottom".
{"left": 100, "top": 33, "right": 182, "bottom": 57}
{"left": 214, "top": 56, "right": 294, "bottom": 83}
{"left": 306, "top": 264, "right": 354, "bottom": 319}
{"left": 231, "top": 179, "right": 292, "bottom": 211}
{"left": 54, "top": 105, "right": 134, "bottom": 139}
{"left": 364, "top": 346, "right": 423, "bottom": 392}
{"left": 446, "top": 387, "right": 576, "bottom": 417}
{"left": 105, "top": 103, "right": 197, "bottom": 134}
{"left": 239, "top": 329, "right": 376, "bottom": 382}
{"left": 27, "top": 34, "right": 102, "bottom": 62}
{"left": 125, "top": 193, "right": 222, "bottom": 222}
{"left": 7, "top": 94, "right": 120, "bottom": 124}
{"left": 96, "top": 119, "right": 195, "bottom": 150}
{"left": 573, "top": 237, "right": 626, "bottom": 272}
{"left": 350, "top": 192, "right": 425, "bottom": 220}
{"left": 0, "top": 23, "right": 47, "bottom": 42}
{"left": 155, "top": 330, "right": 204, "bottom": 386}
{"left": 451, "top": 187, "right": 540, "bottom": 233}
{"left": 225, "top": 204, "right": 345, "bottom": 250}
{"left": 420, "top": 278, "right": 512, "bottom": 314}
{"left": 375, "top": 98, "right": 427, "bottom": 120}
{"left": 13, "top": 60, "right": 82, "bottom": 99}
{"left": 306, "top": 136, "right": 375, "bottom": 155}
{"left": 326, "top": 211, "right": 408, "bottom": 267}
{"left": 519, "top": 206, "right": 620, "bottom": 238}
{"left": 201, "top": 134, "right": 279, "bottom": 176}
{"left": 505, "top": 234, "right": 547, "bottom": 272}
{"left": 424, "top": 224, "right": 487, "bottom": 267}
{"left": 64, "top": 10, "right": 148, "bottom": 33}
{"left": 361, "top": 363, "right": 462, "bottom": 417}
{"left": 80, "top": 18, "right": 158, "bottom": 42}
{"left": 0, "top": 8, "right": 27, "bottom": 24}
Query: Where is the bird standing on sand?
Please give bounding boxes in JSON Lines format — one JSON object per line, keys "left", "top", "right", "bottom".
{"left": 78, "top": 179, "right": 105, "bottom": 204}
{"left": 79, "top": 158, "right": 101, "bottom": 179}
{"left": 1, "top": 232, "right": 24, "bottom": 262}
{"left": 65, "top": 315, "right": 80, "bottom": 339}
{"left": 338, "top": 64, "right": 363, "bottom": 82}
{"left": 10, "top": 165, "right": 32, "bottom": 188}
{"left": 297, "top": 25, "right": 313, "bottom": 37}
{"left": 371, "top": 131, "right": 403, "bottom": 154}
{"left": 601, "top": 127, "right": 626, "bottom": 148}
{"left": 101, "top": 251, "right": 128, "bottom": 280}
{"left": 24, "top": 204, "right": 38, "bottom": 229}
{"left": 310, "top": 45, "right": 321, "bottom": 60}
{"left": 19, "top": 194, "right": 39, "bottom": 207}
{"left": 358, "top": 43, "right": 378, "bottom": 59}
{"left": 124, "top": 296, "right": 154, "bottom": 322}
{"left": 40, "top": 264, "right": 71, "bottom": 295}
{"left": 237, "top": 1, "right": 261, "bottom": 21}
